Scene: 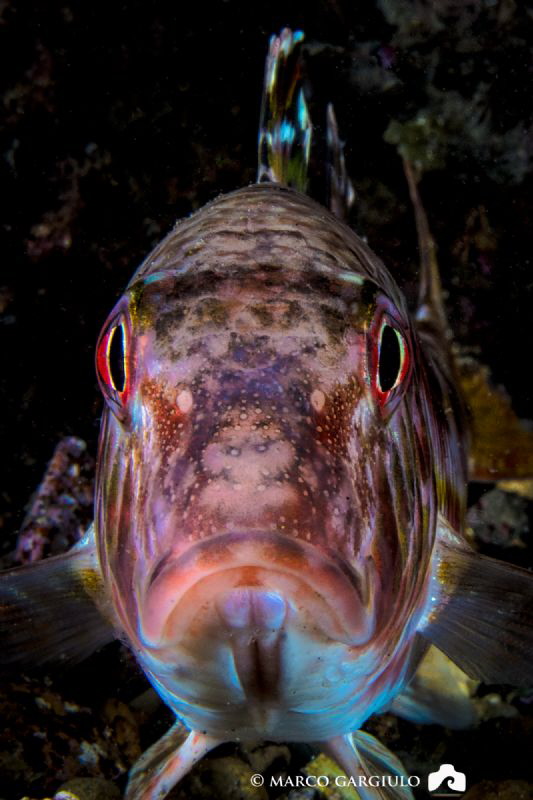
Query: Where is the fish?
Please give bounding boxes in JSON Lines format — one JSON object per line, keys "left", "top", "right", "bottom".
{"left": 2, "top": 28, "right": 533, "bottom": 800}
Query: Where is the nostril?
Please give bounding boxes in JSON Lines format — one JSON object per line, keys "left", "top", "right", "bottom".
{"left": 217, "top": 589, "right": 286, "bottom": 631}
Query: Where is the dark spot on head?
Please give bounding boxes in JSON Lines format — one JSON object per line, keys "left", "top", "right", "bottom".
{"left": 228, "top": 334, "right": 272, "bottom": 366}
{"left": 358, "top": 282, "right": 379, "bottom": 326}
{"left": 305, "top": 272, "right": 342, "bottom": 297}
{"left": 154, "top": 306, "right": 186, "bottom": 341}
{"left": 186, "top": 339, "right": 207, "bottom": 357}
{"left": 319, "top": 304, "right": 348, "bottom": 338}
{"left": 258, "top": 262, "right": 284, "bottom": 273}
{"left": 168, "top": 270, "right": 225, "bottom": 300}
{"left": 280, "top": 300, "right": 305, "bottom": 328}
{"left": 197, "top": 297, "right": 229, "bottom": 326}
{"left": 250, "top": 305, "right": 274, "bottom": 326}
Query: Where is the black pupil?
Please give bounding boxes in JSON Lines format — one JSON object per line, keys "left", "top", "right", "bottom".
{"left": 108, "top": 324, "right": 126, "bottom": 392}
{"left": 378, "top": 325, "right": 401, "bottom": 392}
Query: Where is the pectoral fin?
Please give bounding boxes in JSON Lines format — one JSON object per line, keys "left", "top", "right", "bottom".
{"left": 390, "top": 645, "right": 478, "bottom": 729}
{"left": 321, "top": 731, "right": 414, "bottom": 799}
{"left": 125, "top": 720, "right": 221, "bottom": 800}
{"left": 0, "top": 524, "right": 116, "bottom": 667}
{"left": 419, "top": 517, "right": 533, "bottom": 685}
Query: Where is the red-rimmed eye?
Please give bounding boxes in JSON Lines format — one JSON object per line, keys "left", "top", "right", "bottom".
{"left": 96, "top": 314, "right": 131, "bottom": 414}
{"left": 370, "top": 315, "right": 410, "bottom": 409}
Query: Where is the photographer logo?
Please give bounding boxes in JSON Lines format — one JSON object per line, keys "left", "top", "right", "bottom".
{"left": 428, "top": 764, "right": 466, "bottom": 796}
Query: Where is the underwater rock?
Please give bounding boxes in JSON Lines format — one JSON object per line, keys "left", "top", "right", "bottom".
{"left": 467, "top": 488, "right": 529, "bottom": 549}
{"left": 54, "top": 777, "right": 121, "bottom": 800}
{"left": 463, "top": 779, "right": 533, "bottom": 800}
{"left": 0, "top": 678, "right": 140, "bottom": 799}
{"left": 13, "top": 438, "right": 94, "bottom": 565}
{"left": 173, "top": 755, "right": 268, "bottom": 800}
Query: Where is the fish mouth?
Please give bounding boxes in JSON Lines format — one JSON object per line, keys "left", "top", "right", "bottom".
{"left": 138, "top": 531, "right": 375, "bottom": 650}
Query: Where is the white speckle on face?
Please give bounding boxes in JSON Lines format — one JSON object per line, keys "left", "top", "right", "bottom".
{"left": 177, "top": 388, "right": 193, "bottom": 413}
{"left": 311, "top": 389, "right": 326, "bottom": 412}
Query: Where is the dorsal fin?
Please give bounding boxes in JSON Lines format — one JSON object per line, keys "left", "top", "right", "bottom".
{"left": 258, "top": 28, "right": 354, "bottom": 221}
{"left": 403, "top": 158, "right": 461, "bottom": 419}
{"left": 403, "top": 158, "right": 451, "bottom": 347}
{"left": 326, "top": 103, "right": 355, "bottom": 221}
{"left": 403, "top": 158, "right": 533, "bottom": 483}
{"left": 257, "top": 28, "right": 312, "bottom": 192}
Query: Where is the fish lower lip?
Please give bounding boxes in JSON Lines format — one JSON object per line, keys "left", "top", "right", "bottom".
{"left": 138, "top": 531, "right": 374, "bottom": 648}
{"left": 216, "top": 588, "right": 287, "bottom": 631}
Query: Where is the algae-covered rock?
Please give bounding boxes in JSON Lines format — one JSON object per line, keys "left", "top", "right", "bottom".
{"left": 302, "top": 754, "right": 359, "bottom": 800}
{"left": 174, "top": 755, "right": 268, "bottom": 800}
{"left": 54, "top": 777, "right": 120, "bottom": 800}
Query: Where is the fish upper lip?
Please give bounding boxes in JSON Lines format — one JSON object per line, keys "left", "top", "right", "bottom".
{"left": 138, "top": 530, "right": 374, "bottom": 649}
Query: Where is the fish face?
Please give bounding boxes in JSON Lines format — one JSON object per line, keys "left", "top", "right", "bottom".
{"left": 95, "top": 184, "right": 438, "bottom": 740}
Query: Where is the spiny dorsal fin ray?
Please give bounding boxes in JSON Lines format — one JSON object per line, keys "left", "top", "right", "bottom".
{"left": 326, "top": 103, "right": 355, "bottom": 221}
{"left": 403, "top": 158, "right": 451, "bottom": 347}
{"left": 258, "top": 29, "right": 355, "bottom": 221}
{"left": 257, "top": 28, "right": 311, "bottom": 192}
{"left": 404, "top": 159, "right": 533, "bottom": 482}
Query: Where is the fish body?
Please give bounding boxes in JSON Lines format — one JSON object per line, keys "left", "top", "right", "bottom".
{"left": 2, "top": 29, "right": 533, "bottom": 800}
{"left": 96, "top": 182, "right": 446, "bottom": 744}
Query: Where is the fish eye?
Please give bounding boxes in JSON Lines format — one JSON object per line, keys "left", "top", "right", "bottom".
{"left": 108, "top": 323, "right": 126, "bottom": 393}
{"left": 368, "top": 309, "right": 411, "bottom": 411}
{"left": 378, "top": 323, "right": 405, "bottom": 393}
{"left": 96, "top": 312, "right": 131, "bottom": 415}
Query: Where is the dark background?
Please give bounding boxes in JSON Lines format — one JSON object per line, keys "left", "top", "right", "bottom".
{"left": 0, "top": 1, "right": 532, "bottom": 797}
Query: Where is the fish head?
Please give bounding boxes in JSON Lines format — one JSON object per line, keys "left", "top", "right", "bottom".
{"left": 95, "top": 184, "right": 441, "bottom": 737}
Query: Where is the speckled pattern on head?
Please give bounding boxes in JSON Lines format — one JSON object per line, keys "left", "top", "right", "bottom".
{"left": 95, "top": 181, "right": 466, "bottom": 742}
{"left": 130, "top": 183, "right": 401, "bottom": 296}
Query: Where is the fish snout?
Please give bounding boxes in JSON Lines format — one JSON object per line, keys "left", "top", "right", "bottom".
{"left": 138, "top": 532, "right": 374, "bottom": 651}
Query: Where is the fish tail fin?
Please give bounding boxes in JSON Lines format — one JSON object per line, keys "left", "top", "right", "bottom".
{"left": 420, "top": 518, "right": 533, "bottom": 685}
{"left": 257, "top": 28, "right": 312, "bottom": 191}
{"left": 0, "top": 524, "right": 115, "bottom": 668}
{"left": 390, "top": 644, "right": 479, "bottom": 729}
